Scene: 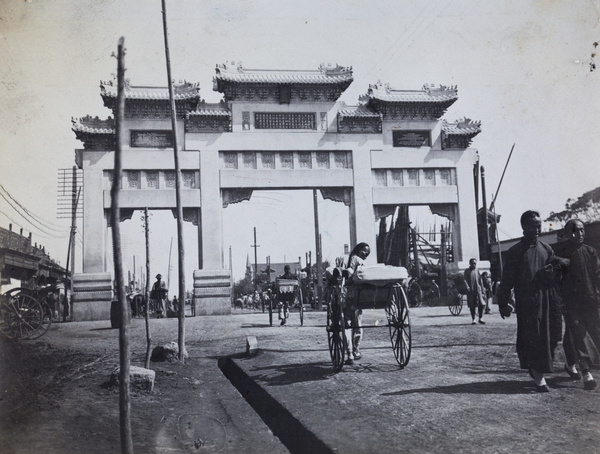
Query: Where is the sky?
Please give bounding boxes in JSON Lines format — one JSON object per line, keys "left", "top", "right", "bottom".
{"left": 0, "top": 0, "right": 599, "bottom": 288}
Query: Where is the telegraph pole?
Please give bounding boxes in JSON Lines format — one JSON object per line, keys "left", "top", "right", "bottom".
{"left": 111, "top": 36, "right": 133, "bottom": 454}
{"left": 313, "top": 190, "right": 323, "bottom": 308}
{"left": 251, "top": 227, "right": 260, "bottom": 286}
{"left": 161, "top": 0, "right": 186, "bottom": 362}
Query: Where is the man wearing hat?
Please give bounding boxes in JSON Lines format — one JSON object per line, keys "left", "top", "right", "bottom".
{"left": 151, "top": 274, "right": 168, "bottom": 318}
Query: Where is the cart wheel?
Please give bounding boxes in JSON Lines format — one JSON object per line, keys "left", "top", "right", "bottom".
{"left": 298, "top": 287, "right": 304, "bottom": 326}
{"left": 407, "top": 280, "right": 422, "bottom": 307}
{"left": 0, "top": 291, "right": 49, "bottom": 340}
{"left": 448, "top": 290, "right": 463, "bottom": 316}
{"left": 423, "top": 281, "right": 440, "bottom": 306}
{"left": 386, "top": 284, "right": 411, "bottom": 368}
{"left": 268, "top": 298, "right": 273, "bottom": 326}
{"left": 326, "top": 286, "right": 345, "bottom": 372}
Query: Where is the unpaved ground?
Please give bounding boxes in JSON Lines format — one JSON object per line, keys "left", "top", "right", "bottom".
{"left": 0, "top": 308, "right": 599, "bottom": 454}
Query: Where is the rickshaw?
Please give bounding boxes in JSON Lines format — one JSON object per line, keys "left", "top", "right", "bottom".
{"left": 447, "top": 274, "right": 467, "bottom": 316}
{"left": 325, "top": 265, "right": 411, "bottom": 372}
{"left": 0, "top": 287, "right": 53, "bottom": 340}
{"left": 268, "top": 275, "right": 304, "bottom": 327}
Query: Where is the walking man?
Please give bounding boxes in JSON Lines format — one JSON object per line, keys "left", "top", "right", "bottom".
{"left": 150, "top": 274, "right": 168, "bottom": 318}
{"left": 496, "top": 210, "right": 563, "bottom": 392}
{"left": 554, "top": 219, "right": 600, "bottom": 390}
{"left": 464, "top": 258, "right": 486, "bottom": 325}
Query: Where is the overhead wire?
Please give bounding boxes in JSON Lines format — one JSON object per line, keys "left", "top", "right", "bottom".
{"left": 0, "top": 209, "right": 68, "bottom": 241}
{"left": 0, "top": 184, "right": 70, "bottom": 235}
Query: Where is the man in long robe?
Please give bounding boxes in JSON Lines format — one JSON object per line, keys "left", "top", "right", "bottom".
{"left": 464, "top": 258, "right": 486, "bottom": 324}
{"left": 554, "top": 219, "right": 600, "bottom": 390}
{"left": 497, "top": 210, "right": 563, "bottom": 392}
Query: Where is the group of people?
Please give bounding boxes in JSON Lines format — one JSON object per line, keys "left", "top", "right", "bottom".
{"left": 497, "top": 211, "right": 600, "bottom": 392}
{"left": 334, "top": 213, "right": 600, "bottom": 392}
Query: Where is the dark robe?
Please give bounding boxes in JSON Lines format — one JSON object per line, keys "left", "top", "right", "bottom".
{"left": 497, "top": 239, "right": 562, "bottom": 372}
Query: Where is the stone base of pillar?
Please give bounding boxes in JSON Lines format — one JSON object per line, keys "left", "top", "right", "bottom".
{"left": 193, "top": 269, "right": 232, "bottom": 316}
{"left": 72, "top": 272, "right": 113, "bottom": 321}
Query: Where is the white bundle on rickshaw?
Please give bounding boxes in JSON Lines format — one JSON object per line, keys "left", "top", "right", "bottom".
{"left": 353, "top": 264, "right": 408, "bottom": 286}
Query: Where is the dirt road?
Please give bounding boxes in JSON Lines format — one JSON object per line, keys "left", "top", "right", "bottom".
{"left": 1, "top": 306, "right": 598, "bottom": 453}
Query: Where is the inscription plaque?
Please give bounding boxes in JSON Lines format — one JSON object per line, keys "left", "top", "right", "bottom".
{"left": 131, "top": 130, "right": 173, "bottom": 148}
{"left": 392, "top": 130, "right": 431, "bottom": 147}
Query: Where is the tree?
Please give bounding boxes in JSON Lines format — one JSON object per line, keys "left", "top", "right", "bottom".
{"left": 546, "top": 186, "right": 600, "bottom": 226}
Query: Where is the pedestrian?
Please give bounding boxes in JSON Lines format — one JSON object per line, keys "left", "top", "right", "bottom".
{"left": 496, "top": 210, "right": 563, "bottom": 392}
{"left": 464, "top": 258, "right": 486, "bottom": 325}
{"left": 278, "top": 265, "right": 295, "bottom": 325}
{"left": 482, "top": 271, "right": 493, "bottom": 314}
{"left": 150, "top": 274, "right": 168, "bottom": 318}
{"left": 554, "top": 219, "right": 600, "bottom": 390}
{"left": 342, "top": 242, "right": 371, "bottom": 364}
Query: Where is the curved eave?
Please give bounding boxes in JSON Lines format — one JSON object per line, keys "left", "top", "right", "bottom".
{"left": 214, "top": 73, "right": 353, "bottom": 85}
{"left": 338, "top": 109, "right": 381, "bottom": 119}
{"left": 71, "top": 124, "right": 115, "bottom": 135}
{"left": 187, "top": 110, "right": 231, "bottom": 118}
{"left": 370, "top": 95, "right": 458, "bottom": 105}
{"left": 442, "top": 127, "right": 482, "bottom": 137}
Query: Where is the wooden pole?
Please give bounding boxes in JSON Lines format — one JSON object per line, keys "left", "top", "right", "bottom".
{"left": 489, "top": 143, "right": 515, "bottom": 212}
{"left": 313, "top": 190, "right": 323, "bottom": 308}
{"left": 111, "top": 36, "right": 134, "bottom": 454}
{"left": 144, "top": 208, "right": 152, "bottom": 369}
{"left": 251, "top": 227, "right": 260, "bottom": 286}
{"left": 161, "top": 0, "right": 186, "bottom": 362}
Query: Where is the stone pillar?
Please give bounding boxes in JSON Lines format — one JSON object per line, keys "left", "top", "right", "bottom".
{"left": 199, "top": 149, "right": 223, "bottom": 268}
{"left": 193, "top": 269, "right": 232, "bottom": 315}
{"left": 350, "top": 148, "right": 377, "bottom": 262}
{"left": 73, "top": 167, "right": 113, "bottom": 321}
{"left": 195, "top": 149, "right": 231, "bottom": 314}
{"left": 454, "top": 154, "right": 480, "bottom": 264}
{"left": 72, "top": 272, "right": 112, "bottom": 321}
{"left": 82, "top": 168, "right": 106, "bottom": 273}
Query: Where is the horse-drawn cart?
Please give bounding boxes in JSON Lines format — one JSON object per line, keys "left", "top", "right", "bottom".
{"left": 325, "top": 265, "right": 411, "bottom": 372}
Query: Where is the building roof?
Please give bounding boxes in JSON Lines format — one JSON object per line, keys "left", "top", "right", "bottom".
{"left": 71, "top": 116, "right": 115, "bottom": 135}
{"left": 186, "top": 102, "right": 231, "bottom": 117}
{"left": 213, "top": 61, "right": 353, "bottom": 85}
{"left": 100, "top": 80, "right": 201, "bottom": 101}
{"left": 337, "top": 105, "right": 381, "bottom": 119}
{"left": 442, "top": 118, "right": 482, "bottom": 136}
{"left": 367, "top": 83, "right": 458, "bottom": 104}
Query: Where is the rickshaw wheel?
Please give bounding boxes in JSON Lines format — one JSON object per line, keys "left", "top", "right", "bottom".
{"left": 448, "top": 290, "right": 463, "bottom": 316}
{"left": 0, "top": 290, "right": 49, "bottom": 340}
{"left": 386, "top": 284, "right": 411, "bottom": 368}
{"left": 407, "top": 280, "right": 422, "bottom": 307}
{"left": 423, "top": 281, "right": 441, "bottom": 306}
{"left": 326, "top": 286, "right": 345, "bottom": 372}
{"left": 298, "top": 287, "right": 304, "bottom": 326}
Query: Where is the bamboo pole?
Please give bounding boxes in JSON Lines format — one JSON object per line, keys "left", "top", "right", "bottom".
{"left": 111, "top": 37, "right": 134, "bottom": 454}
{"left": 161, "top": 0, "right": 186, "bottom": 362}
{"left": 144, "top": 208, "right": 152, "bottom": 369}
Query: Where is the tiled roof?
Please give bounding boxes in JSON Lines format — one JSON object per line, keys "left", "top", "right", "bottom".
{"left": 71, "top": 116, "right": 115, "bottom": 134}
{"left": 368, "top": 83, "right": 458, "bottom": 103}
{"left": 338, "top": 105, "right": 381, "bottom": 118}
{"left": 442, "top": 118, "right": 482, "bottom": 136}
{"left": 187, "top": 103, "right": 231, "bottom": 117}
{"left": 100, "top": 80, "right": 200, "bottom": 100}
{"left": 214, "top": 62, "right": 353, "bottom": 85}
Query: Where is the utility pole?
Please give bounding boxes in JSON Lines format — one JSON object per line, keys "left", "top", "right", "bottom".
{"left": 143, "top": 208, "right": 152, "bottom": 369}
{"left": 313, "top": 190, "right": 323, "bottom": 308}
{"left": 161, "top": 0, "right": 186, "bottom": 362}
{"left": 111, "top": 36, "right": 133, "bottom": 454}
{"left": 480, "top": 166, "right": 490, "bottom": 259}
{"left": 251, "top": 227, "right": 260, "bottom": 287}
